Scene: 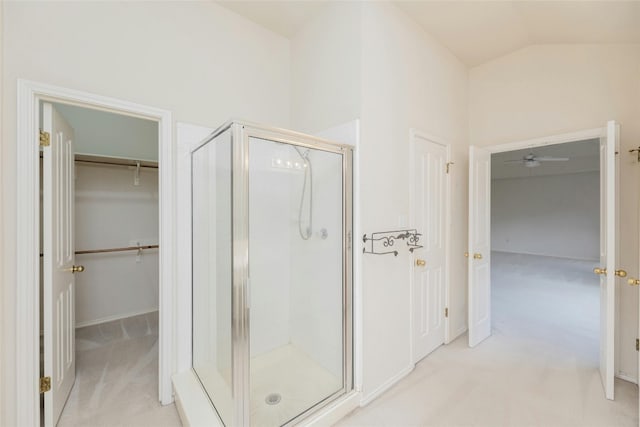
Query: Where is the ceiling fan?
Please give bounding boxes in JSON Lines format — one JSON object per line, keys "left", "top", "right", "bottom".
{"left": 504, "top": 153, "right": 569, "bottom": 168}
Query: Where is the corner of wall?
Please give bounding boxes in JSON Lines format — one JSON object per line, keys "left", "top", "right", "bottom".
{"left": 289, "top": 2, "right": 363, "bottom": 134}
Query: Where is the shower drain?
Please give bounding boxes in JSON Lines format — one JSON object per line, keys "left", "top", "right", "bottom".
{"left": 265, "top": 393, "right": 282, "bottom": 405}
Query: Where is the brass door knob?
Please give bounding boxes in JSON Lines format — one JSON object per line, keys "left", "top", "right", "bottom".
{"left": 593, "top": 267, "right": 607, "bottom": 275}
{"left": 473, "top": 253, "right": 483, "bottom": 260}
{"left": 416, "top": 259, "right": 426, "bottom": 267}
{"left": 615, "top": 269, "right": 628, "bottom": 278}
{"left": 71, "top": 265, "right": 85, "bottom": 273}
{"left": 464, "top": 252, "right": 469, "bottom": 258}
{"left": 628, "top": 278, "right": 640, "bottom": 286}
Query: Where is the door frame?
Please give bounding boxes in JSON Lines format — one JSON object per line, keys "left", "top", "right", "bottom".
{"left": 15, "top": 79, "right": 174, "bottom": 426}
{"left": 476, "top": 123, "right": 620, "bottom": 375}
{"left": 409, "top": 129, "right": 452, "bottom": 364}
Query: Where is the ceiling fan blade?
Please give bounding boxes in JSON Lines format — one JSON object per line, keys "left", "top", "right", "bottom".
{"left": 503, "top": 159, "right": 525, "bottom": 164}
{"left": 536, "top": 156, "right": 569, "bottom": 162}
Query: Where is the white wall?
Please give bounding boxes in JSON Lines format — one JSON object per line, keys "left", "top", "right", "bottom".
{"left": 358, "top": 3, "right": 468, "bottom": 400}
{"left": 492, "top": 172, "right": 600, "bottom": 260}
{"left": 74, "top": 163, "right": 159, "bottom": 326}
{"left": 290, "top": 2, "right": 362, "bottom": 135}
{"left": 1, "top": 2, "right": 291, "bottom": 424}
{"left": 470, "top": 44, "right": 640, "bottom": 381}
{"left": 290, "top": 2, "right": 469, "bottom": 401}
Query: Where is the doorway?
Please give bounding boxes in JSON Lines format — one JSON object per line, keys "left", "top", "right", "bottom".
{"left": 467, "top": 122, "right": 620, "bottom": 400}
{"left": 15, "top": 80, "right": 174, "bottom": 426}
{"left": 38, "top": 101, "right": 174, "bottom": 426}
{"left": 490, "top": 139, "right": 601, "bottom": 379}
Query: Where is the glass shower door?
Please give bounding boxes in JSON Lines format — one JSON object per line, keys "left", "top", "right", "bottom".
{"left": 247, "top": 136, "right": 347, "bottom": 426}
{"left": 191, "top": 129, "right": 234, "bottom": 425}
{"left": 190, "top": 121, "right": 353, "bottom": 427}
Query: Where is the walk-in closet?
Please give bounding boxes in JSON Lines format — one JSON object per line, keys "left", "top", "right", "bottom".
{"left": 39, "top": 102, "right": 172, "bottom": 426}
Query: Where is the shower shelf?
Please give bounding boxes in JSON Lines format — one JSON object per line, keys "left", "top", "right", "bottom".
{"left": 362, "top": 229, "right": 423, "bottom": 256}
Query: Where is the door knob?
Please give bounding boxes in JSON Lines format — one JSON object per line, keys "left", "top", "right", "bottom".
{"left": 473, "top": 253, "right": 482, "bottom": 260}
{"left": 71, "top": 265, "right": 85, "bottom": 273}
{"left": 593, "top": 267, "right": 607, "bottom": 275}
{"left": 464, "top": 252, "right": 469, "bottom": 258}
{"left": 615, "top": 269, "right": 627, "bottom": 278}
{"left": 416, "top": 259, "right": 426, "bottom": 267}
{"left": 628, "top": 278, "right": 640, "bottom": 286}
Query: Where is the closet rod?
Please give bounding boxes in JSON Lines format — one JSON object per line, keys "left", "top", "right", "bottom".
{"left": 40, "top": 245, "right": 160, "bottom": 256}
{"left": 39, "top": 153, "right": 159, "bottom": 169}
{"left": 75, "top": 159, "right": 159, "bottom": 169}
{"left": 75, "top": 244, "right": 159, "bottom": 255}
{"left": 39, "top": 245, "right": 159, "bottom": 257}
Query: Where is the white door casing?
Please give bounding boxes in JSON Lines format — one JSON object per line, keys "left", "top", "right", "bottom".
{"left": 15, "top": 80, "right": 172, "bottom": 427}
{"left": 598, "top": 120, "right": 618, "bottom": 400}
{"left": 468, "top": 146, "right": 491, "bottom": 348}
{"left": 465, "top": 123, "right": 618, "bottom": 397}
{"left": 411, "top": 132, "right": 448, "bottom": 362}
{"left": 42, "top": 102, "right": 76, "bottom": 426}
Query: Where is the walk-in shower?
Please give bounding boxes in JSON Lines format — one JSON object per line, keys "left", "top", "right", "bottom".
{"left": 191, "top": 121, "right": 353, "bottom": 426}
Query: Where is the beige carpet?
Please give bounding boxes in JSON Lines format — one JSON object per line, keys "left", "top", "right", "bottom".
{"left": 56, "top": 253, "right": 638, "bottom": 426}
{"left": 57, "top": 312, "right": 181, "bottom": 427}
{"left": 339, "top": 252, "right": 638, "bottom": 427}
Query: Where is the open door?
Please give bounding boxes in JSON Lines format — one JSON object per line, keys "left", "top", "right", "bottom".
{"left": 468, "top": 146, "right": 491, "bottom": 347}
{"left": 43, "top": 102, "right": 78, "bottom": 426}
{"left": 595, "top": 120, "right": 619, "bottom": 401}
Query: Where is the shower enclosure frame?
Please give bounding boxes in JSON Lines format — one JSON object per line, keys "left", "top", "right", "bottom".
{"left": 191, "top": 120, "right": 354, "bottom": 426}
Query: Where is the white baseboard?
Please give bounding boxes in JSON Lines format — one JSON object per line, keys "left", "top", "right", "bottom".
{"left": 360, "top": 364, "right": 414, "bottom": 406}
{"left": 615, "top": 372, "right": 638, "bottom": 385}
{"left": 450, "top": 326, "right": 467, "bottom": 342}
{"left": 75, "top": 308, "right": 159, "bottom": 328}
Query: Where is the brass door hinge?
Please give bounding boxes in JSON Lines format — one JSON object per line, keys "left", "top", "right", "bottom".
{"left": 39, "top": 130, "right": 50, "bottom": 147}
{"left": 636, "top": 339, "right": 639, "bottom": 352}
{"left": 40, "top": 376, "right": 51, "bottom": 393}
{"left": 445, "top": 307, "right": 449, "bottom": 318}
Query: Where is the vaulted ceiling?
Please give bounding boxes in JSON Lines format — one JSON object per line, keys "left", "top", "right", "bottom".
{"left": 217, "top": 1, "right": 640, "bottom": 66}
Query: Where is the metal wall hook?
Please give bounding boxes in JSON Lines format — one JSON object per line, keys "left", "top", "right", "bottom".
{"left": 362, "top": 229, "right": 423, "bottom": 256}
{"left": 629, "top": 147, "right": 640, "bottom": 162}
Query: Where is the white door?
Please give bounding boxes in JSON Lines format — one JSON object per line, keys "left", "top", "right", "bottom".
{"left": 468, "top": 146, "right": 491, "bottom": 347}
{"left": 596, "top": 120, "right": 619, "bottom": 400}
{"left": 43, "top": 102, "right": 77, "bottom": 426}
{"left": 412, "top": 134, "right": 447, "bottom": 362}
